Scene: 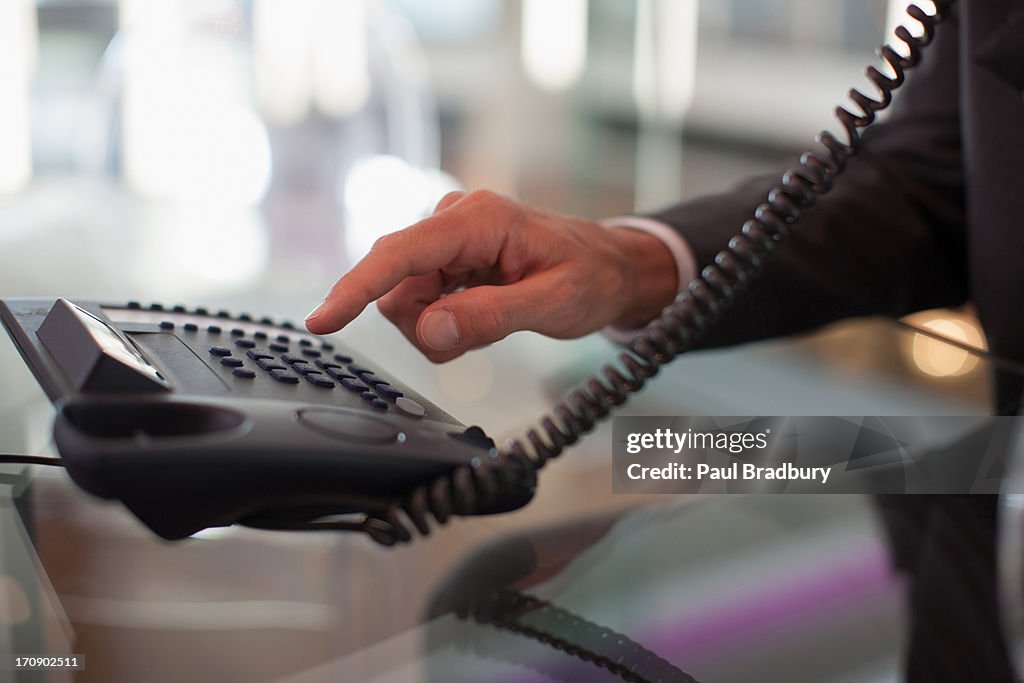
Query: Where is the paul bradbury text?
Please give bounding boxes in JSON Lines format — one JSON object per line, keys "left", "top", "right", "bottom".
{"left": 612, "top": 415, "right": 1019, "bottom": 495}
{"left": 626, "top": 462, "right": 832, "bottom": 484}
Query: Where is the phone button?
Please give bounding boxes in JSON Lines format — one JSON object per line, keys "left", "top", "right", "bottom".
{"left": 375, "top": 385, "right": 403, "bottom": 401}
{"left": 269, "top": 369, "right": 299, "bottom": 384}
{"left": 340, "top": 378, "right": 370, "bottom": 393}
{"left": 305, "top": 375, "right": 335, "bottom": 388}
{"left": 394, "top": 397, "right": 425, "bottom": 418}
{"left": 297, "top": 408, "right": 398, "bottom": 444}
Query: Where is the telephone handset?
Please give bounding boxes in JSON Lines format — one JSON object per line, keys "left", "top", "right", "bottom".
{"left": 0, "top": 2, "right": 952, "bottom": 545}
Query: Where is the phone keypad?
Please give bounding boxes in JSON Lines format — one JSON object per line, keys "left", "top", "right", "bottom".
{"left": 169, "top": 306, "right": 423, "bottom": 414}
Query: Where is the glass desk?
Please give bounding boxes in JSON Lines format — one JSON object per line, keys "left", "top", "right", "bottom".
{"left": 1, "top": 314, "right": 1020, "bottom": 683}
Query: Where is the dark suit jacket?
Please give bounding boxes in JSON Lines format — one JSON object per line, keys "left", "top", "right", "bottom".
{"left": 648, "top": 1, "right": 1024, "bottom": 412}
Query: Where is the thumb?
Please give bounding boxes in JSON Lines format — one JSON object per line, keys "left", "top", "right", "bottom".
{"left": 415, "top": 278, "right": 556, "bottom": 354}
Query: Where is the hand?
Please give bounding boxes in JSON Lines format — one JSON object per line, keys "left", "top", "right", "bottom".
{"left": 305, "top": 190, "right": 678, "bottom": 362}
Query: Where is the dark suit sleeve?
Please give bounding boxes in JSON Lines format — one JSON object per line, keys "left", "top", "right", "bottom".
{"left": 646, "top": 12, "right": 968, "bottom": 347}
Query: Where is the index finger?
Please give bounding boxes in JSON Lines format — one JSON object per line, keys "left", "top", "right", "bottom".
{"left": 305, "top": 204, "right": 481, "bottom": 334}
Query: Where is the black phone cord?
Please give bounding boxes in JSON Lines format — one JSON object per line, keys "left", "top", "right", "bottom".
{"left": 0, "top": 454, "right": 65, "bottom": 467}
{"left": 459, "top": 590, "right": 699, "bottom": 683}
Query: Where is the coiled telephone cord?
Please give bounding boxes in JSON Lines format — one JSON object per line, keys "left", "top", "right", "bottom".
{"left": 458, "top": 590, "right": 698, "bottom": 683}
{"left": 360, "top": 0, "right": 956, "bottom": 546}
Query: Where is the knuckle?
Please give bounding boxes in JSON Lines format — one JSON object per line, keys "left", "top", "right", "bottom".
{"left": 434, "top": 190, "right": 465, "bottom": 213}
{"left": 465, "top": 189, "right": 527, "bottom": 227}
{"left": 466, "top": 189, "right": 499, "bottom": 205}
{"left": 456, "top": 190, "right": 535, "bottom": 240}
{"left": 371, "top": 233, "right": 393, "bottom": 252}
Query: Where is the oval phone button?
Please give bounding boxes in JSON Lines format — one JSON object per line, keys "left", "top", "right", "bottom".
{"left": 296, "top": 408, "right": 399, "bottom": 444}
{"left": 394, "top": 397, "right": 425, "bottom": 418}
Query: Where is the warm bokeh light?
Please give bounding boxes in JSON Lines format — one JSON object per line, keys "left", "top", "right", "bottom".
{"left": 905, "top": 313, "right": 986, "bottom": 378}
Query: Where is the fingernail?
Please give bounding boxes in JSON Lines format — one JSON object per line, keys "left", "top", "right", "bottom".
{"left": 305, "top": 301, "right": 326, "bottom": 322}
{"left": 420, "top": 310, "right": 460, "bottom": 351}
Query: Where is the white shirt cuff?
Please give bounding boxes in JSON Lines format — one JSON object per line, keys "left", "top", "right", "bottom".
{"left": 598, "top": 216, "right": 698, "bottom": 344}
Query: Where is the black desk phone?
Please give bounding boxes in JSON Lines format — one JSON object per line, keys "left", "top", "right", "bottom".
{"left": 0, "top": 2, "right": 951, "bottom": 547}
{"left": 0, "top": 298, "right": 534, "bottom": 541}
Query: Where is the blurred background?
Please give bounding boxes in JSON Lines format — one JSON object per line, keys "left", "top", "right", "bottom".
{"left": 0, "top": 0, "right": 990, "bottom": 421}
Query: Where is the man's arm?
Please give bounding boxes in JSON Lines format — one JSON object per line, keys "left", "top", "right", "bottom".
{"left": 646, "top": 10, "right": 967, "bottom": 346}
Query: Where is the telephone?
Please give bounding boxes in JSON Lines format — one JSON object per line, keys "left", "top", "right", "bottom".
{"left": 0, "top": 1, "right": 952, "bottom": 546}
{"left": 0, "top": 298, "right": 534, "bottom": 540}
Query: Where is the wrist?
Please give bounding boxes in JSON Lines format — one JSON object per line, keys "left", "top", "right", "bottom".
{"left": 606, "top": 227, "right": 679, "bottom": 330}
